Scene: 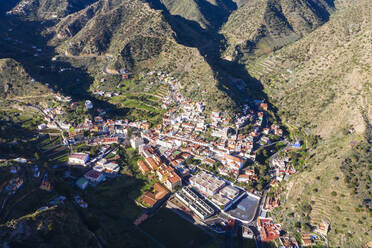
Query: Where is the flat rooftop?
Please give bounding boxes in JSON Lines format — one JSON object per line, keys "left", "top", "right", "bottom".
{"left": 227, "top": 194, "right": 260, "bottom": 222}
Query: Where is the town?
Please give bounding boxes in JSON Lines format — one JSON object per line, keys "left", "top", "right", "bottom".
{"left": 0, "top": 71, "right": 328, "bottom": 248}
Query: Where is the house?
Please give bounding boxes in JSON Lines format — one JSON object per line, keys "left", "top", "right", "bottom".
{"left": 301, "top": 234, "right": 314, "bottom": 247}
{"left": 84, "top": 170, "right": 105, "bottom": 183}
{"left": 274, "top": 128, "right": 283, "bottom": 136}
{"left": 120, "top": 69, "right": 131, "bottom": 80}
{"left": 212, "top": 127, "right": 230, "bottom": 138}
{"left": 223, "top": 154, "right": 246, "bottom": 170}
{"left": 38, "top": 123, "right": 47, "bottom": 130}
{"left": 257, "top": 217, "right": 281, "bottom": 242}
{"left": 203, "top": 157, "right": 216, "bottom": 167}
{"left": 32, "top": 165, "right": 40, "bottom": 178}
{"left": 93, "top": 164, "right": 105, "bottom": 173}
{"left": 138, "top": 160, "right": 150, "bottom": 175}
{"left": 315, "top": 221, "right": 329, "bottom": 236}
{"left": 140, "top": 122, "right": 151, "bottom": 130}
{"left": 291, "top": 140, "right": 302, "bottom": 148}
{"left": 141, "top": 182, "right": 169, "bottom": 207}
{"left": 130, "top": 137, "right": 144, "bottom": 149}
{"left": 259, "top": 102, "right": 268, "bottom": 111}
{"left": 76, "top": 177, "right": 89, "bottom": 190}
{"left": 242, "top": 226, "right": 254, "bottom": 239}
{"left": 9, "top": 166, "right": 17, "bottom": 174}
{"left": 166, "top": 171, "right": 182, "bottom": 191}
{"left": 174, "top": 164, "right": 190, "bottom": 178}
{"left": 68, "top": 153, "right": 89, "bottom": 166}
{"left": 144, "top": 157, "right": 160, "bottom": 171}
{"left": 6, "top": 177, "right": 24, "bottom": 194}
{"left": 263, "top": 197, "right": 280, "bottom": 211}
{"left": 85, "top": 100, "right": 93, "bottom": 110}
{"left": 70, "top": 102, "right": 78, "bottom": 109}
{"left": 103, "top": 162, "right": 120, "bottom": 174}
{"left": 102, "top": 137, "right": 119, "bottom": 144}
{"left": 40, "top": 179, "right": 52, "bottom": 192}
{"left": 281, "top": 237, "right": 299, "bottom": 248}
{"left": 74, "top": 195, "right": 88, "bottom": 208}
{"left": 218, "top": 165, "right": 231, "bottom": 177}
{"left": 96, "top": 158, "right": 107, "bottom": 167}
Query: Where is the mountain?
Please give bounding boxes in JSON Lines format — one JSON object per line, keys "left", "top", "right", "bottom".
{"left": 221, "top": 0, "right": 334, "bottom": 61}
{"left": 247, "top": 0, "right": 371, "bottom": 246}
{"left": 0, "top": 0, "right": 371, "bottom": 246}
{"left": 51, "top": 0, "right": 239, "bottom": 112}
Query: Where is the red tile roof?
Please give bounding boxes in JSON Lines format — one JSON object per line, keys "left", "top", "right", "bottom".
{"left": 257, "top": 217, "right": 281, "bottom": 242}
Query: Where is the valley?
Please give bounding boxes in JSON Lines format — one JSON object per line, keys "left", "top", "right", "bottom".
{"left": 0, "top": 0, "right": 370, "bottom": 248}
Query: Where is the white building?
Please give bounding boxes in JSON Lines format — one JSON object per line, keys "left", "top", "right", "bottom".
{"left": 84, "top": 170, "right": 105, "bottom": 183}
{"left": 68, "top": 153, "right": 89, "bottom": 166}
{"left": 130, "top": 137, "right": 144, "bottom": 149}
{"left": 85, "top": 100, "right": 93, "bottom": 110}
{"left": 189, "top": 171, "right": 226, "bottom": 196}
{"left": 38, "top": 123, "right": 47, "bottom": 130}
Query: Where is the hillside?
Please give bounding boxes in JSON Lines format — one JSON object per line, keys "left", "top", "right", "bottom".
{"left": 7, "top": 0, "right": 98, "bottom": 20}
{"left": 0, "top": 0, "right": 371, "bottom": 246}
{"left": 0, "top": 58, "right": 51, "bottom": 99}
{"left": 221, "top": 0, "right": 334, "bottom": 61}
{"left": 158, "top": 0, "right": 239, "bottom": 30}
{"left": 247, "top": 0, "right": 371, "bottom": 246}
{"left": 0, "top": 206, "right": 98, "bottom": 248}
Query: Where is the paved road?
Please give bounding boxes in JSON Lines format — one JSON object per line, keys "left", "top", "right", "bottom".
{"left": 86, "top": 144, "right": 119, "bottom": 167}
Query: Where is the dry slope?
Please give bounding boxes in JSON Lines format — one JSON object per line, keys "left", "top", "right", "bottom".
{"left": 248, "top": 0, "right": 371, "bottom": 246}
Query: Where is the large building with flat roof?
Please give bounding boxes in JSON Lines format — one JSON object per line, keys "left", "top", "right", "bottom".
{"left": 226, "top": 193, "right": 260, "bottom": 223}
{"left": 68, "top": 153, "right": 89, "bottom": 166}
{"left": 189, "top": 171, "right": 225, "bottom": 196}
{"left": 212, "top": 185, "right": 242, "bottom": 209}
{"left": 175, "top": 187, "right": 215, "bottom": 220}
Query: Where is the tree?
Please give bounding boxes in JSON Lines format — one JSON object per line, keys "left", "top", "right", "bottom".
{"left": 34, "top": 152, "right": 40, "bottom": 160}
{"left": 84, "top": 215, "right": 101, "bottom": 232}
{"left": 294, "top": 221, "right": 301, "bottom": 229}
{"left": 185, "top": 158, "right": 193, "bottom": 165}
{"left": 90, "top": 146, "right": 98, "bottom": 155}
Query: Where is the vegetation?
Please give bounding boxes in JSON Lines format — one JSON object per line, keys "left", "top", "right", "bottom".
{"left": 140, "top": 207, "right": 213, "bottom": 248}
{"left": 0, "top": 0, "right": 371, "bottom": 247}
{"left": 341, "top": 132, "right": 372, "bottom": 210}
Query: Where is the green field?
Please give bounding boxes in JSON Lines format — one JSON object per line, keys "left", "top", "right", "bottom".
{"left": 140, "top": 208, "right": 214, "bottom": 248}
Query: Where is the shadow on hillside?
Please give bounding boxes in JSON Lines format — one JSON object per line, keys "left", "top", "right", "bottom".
{"left": 145, "top": 0, "right": 267, "bottom": 110}
{"left": 0, "top": 16, "right": 129, "bottom": 118}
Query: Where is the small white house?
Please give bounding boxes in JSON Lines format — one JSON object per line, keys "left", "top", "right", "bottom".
{"left": 85, "top": 100, "right": 93, "bottom": 110}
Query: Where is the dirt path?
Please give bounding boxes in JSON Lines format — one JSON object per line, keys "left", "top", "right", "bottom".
{"left": 6, "top": 93, "right": 54, "bottom": 100}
